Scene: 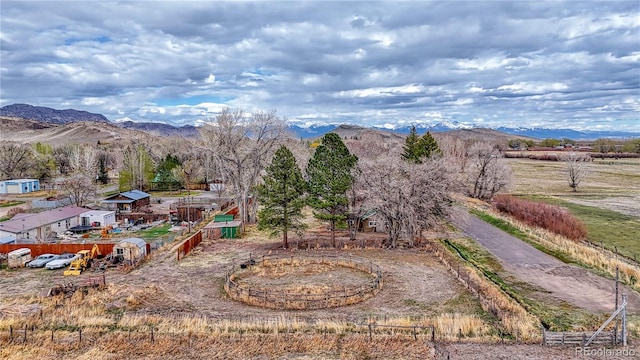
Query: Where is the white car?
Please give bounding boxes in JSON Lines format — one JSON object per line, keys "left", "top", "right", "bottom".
{"left": 28, "top": 254, "right": 60, "bottom": 268}
{"left": 45, "top": 253, "right": 78, "bottom": 270}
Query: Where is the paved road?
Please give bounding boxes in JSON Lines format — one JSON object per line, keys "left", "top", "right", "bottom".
{"left": 451, "top": 207, "right": 640, "bottom": 313}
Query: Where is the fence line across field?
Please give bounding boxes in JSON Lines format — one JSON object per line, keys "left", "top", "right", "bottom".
{"left": 224, "top": 253, "right": 383, "bottom": 310}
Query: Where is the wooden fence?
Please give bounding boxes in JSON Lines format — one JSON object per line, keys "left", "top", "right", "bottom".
{"left": 176, "top": 230, "right": 203, "bottom": 261}
{"left": 542, "top": 330, "right": 618, "bottom": 346}
{"left": 224, "top": 254, "right": 383, "bottom": 310}
{"left": 0, "top": 243, "right": 115, "bottom": 258}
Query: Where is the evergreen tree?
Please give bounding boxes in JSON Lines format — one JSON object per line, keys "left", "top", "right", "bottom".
{"left": 306, "top": 133, "right": 358, "bottom": 247}
{"left": 418, "top": 131, "right": 441, "bottom": 160}
{"left": 257, "top": 146, "right": 307, "bottom": 249}
{"left": 401, "top": 126, "right": 421, "bottom": 163}
{"left": 402, "top": 127, "right": 441, "bottom": 163}
{"left": 155, "top": 154, "right": 181, "bottom": 190}
{"left": 97, "top": 156, "right": 110, "bottom": 184}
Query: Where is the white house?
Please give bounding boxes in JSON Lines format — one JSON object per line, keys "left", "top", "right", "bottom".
{"left": 80, "top": 210, "right": 116, "bottom": 228}
{"left": 0, "top": 179, "right": 40, "bottom": 194}
{"left": 0, "top": 206, "right": 87, "bottom": 243}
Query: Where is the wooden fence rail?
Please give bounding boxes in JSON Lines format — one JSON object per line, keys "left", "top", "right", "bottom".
{"left": 224, "top": 254, "right": 383, "bottom": 310}
{"left": 176, "top": 230, "right": 203, "bottom": 261}
{"left": 543, "top": 330, "right": 617, "bottom": 346}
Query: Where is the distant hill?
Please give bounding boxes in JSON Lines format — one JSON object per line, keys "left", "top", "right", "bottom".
{"left": 2, "top": 103, "right": 638, "bottom": 143}
{"left": 0, "top": 103, "right": 109, "bottom": 124}
{"left": 0, "top": 117, "right": 153, "bottom": 146}
{"left": 118, "top": 120, "right": 199, "bottom": 137}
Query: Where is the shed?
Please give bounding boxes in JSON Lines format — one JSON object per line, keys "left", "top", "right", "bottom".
{"left": 214, "top": 214, "right": 234, "bottom": 222}
{"left": 0, "top": 179, "right": 40, "bottom": 194}
{"left": 113, "top": 238, "right": 147, "bottom": 262}
{"left": 203, "top": 220, "right": 243, "bottom": 239}
{"left": 8, "top": 248, "right": 32, "bottom": 268}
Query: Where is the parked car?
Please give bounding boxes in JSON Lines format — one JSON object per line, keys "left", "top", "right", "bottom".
{"left": 45, "top": 253, "right": 78, "bottom": 270}
{"left": 27, "top": 254, "right": 60, "bottom": 268}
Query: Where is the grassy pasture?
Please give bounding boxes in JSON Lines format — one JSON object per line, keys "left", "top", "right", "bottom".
{"left": 507, "top": 156, "right": 640, "bottom": 257}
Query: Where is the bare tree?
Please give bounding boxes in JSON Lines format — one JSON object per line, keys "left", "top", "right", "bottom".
{"left": 438, "top": 134, "right": 470, "bottom": 173}
{"left": 360, "top": 155, "right": 454, "bottom": 248}
{"left": 172, "top": 158, "right": 202, "bottom": 193}
{"left": 198, "top": 108, "right": 286, "bottom": 224}
{"left": 0, "top": 141, "right": 35, "bottom": 180}
{"left": 59, "top": 173, "right": 96, "bottom": 207}
{"left": 563, "top": 152, "right": 589, "bottom": 192}
{"left": 69, "top": 145, "right": 98, "bottom": 178}
{"left": 466, "top": 142, "right": 512, "bottom": 201}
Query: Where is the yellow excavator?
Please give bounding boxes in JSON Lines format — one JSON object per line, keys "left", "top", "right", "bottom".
{"left": 64, "top": 244, "right": 102, "bottom": 276}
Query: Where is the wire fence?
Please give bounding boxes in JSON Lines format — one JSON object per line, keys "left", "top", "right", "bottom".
{"left": 225, "top": 254, "right": 383, "bottom": 310}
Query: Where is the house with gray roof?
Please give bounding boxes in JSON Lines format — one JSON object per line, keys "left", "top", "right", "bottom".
{"left": 0, "top": 206, "right": 87, "bottom": 243}
{"left": 101, "top": 190, "right": 151, "bottom": 212}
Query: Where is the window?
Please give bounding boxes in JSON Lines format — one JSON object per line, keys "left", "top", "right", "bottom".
{"left": 368, "top": 221, "right": 378, "bottom": 227}
{"left": 58, "top": 222, "right": 61, "bottom": 227}
{"left": 116, "top": 248, "right": 124, "bottom": 255}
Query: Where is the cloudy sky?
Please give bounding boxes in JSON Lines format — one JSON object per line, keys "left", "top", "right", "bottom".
{"left": 1, "top": 1, "right": 639, "bottom": 131}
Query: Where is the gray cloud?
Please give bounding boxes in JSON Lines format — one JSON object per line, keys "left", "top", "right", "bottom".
{"left": 1, "top": 1, "right": 638, "bottom": 131}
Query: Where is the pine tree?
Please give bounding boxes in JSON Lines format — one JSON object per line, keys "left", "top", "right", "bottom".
{"left": 418, "top": 131, "right": 441, "bottom": 160}
{"left": 306, "top": 133, "right": 358, "bottom": 247}
{"left": 401, "top": 126, "right": 421, "bottom": 163}
{"left": 257, "top": 146, "right": 307, "bottom": 249}
{"left": 402, "top": 127, "right": 441, "bottom": 163}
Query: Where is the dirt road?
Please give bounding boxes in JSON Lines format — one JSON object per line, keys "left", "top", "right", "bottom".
{"left": 451, "top": 208, "right": 640, "bottom": 314}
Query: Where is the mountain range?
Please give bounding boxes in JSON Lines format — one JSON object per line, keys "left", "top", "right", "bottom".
{"left": 1, "top": 103, "right": 638, "bottom": 140}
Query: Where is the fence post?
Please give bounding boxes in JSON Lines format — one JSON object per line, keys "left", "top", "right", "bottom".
{"left": 151, "top": 327, "right": 154, "bottom": 343}
{"left": 413, "top": 325, "right": 417, "bottom": 340}
{"left": 368, "top": 324, "right": 372, "bottom": 341}
{"left": 51, "top": 329, "right": 54, "bottom": 342}
{"left": 431, "top": 326, "right": 435, "bottom": 342}
{"left": 24, "top": 324, "right": 27, "bottom": 342}
{"left": 541, "top": 326, "right": 546, "bottom": 346}
{"left": 79, "top": 328, "right": 82, "bottom": 344}
{"left": 10, "top": 325, "right": 12, "bottom": 341}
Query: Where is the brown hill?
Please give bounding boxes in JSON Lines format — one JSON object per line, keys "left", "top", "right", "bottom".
{"left": 0, "top": 116, "right": 155, "bottom": 146}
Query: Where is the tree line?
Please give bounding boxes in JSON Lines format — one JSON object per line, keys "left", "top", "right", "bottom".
{"left": 1, "top": 110, "right": 515, "bottom": 248}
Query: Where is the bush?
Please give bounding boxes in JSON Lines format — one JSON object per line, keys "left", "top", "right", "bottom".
{"left": 492, "top": 195, "right": 587, "bottom": 241}
{"left": 6, "top": 207, "right": 26, "bottom": 219}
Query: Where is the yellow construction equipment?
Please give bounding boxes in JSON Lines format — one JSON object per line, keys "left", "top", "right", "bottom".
{"left": 100, "top": 225, "right": 113, "bottom": 239}
{"left": 64, "top": 244, "right": 102, "bottom": 276}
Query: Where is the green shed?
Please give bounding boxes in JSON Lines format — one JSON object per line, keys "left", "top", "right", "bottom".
{"left": 203, "top": 220, "right": 243, "bottom": 239}
{"left": 214, "top": 214, "right": 235, "bottom": 222}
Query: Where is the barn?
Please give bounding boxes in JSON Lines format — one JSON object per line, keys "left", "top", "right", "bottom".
{"left": 0, "top": 179, "right": 40, "bottom": 194}
{"left": 113, "top": 238, "right": 147, "bottom": 262}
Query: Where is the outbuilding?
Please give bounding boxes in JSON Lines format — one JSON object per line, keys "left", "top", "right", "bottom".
{"left": 113, "top": 238, "right": 147, "bottom": 262}
{"left": 80, "top": 210, "right": 116, "bottom": 227}
{"left": 0, "top": 179, "right": 40, "bottom": 194}
{"left": 8, "top": 248, "right": 32, "bottom": 268}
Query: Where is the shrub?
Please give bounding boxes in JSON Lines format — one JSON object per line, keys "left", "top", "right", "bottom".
{"left": 6, "top": 207, "right": 26, "bottom": 219}
{"left": 492, "top": 195, "right": 587, "bottom": 241}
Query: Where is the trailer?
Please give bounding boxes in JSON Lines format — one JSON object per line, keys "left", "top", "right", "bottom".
{"left": 8, "top": 248, "right": 32, "bottom": 268}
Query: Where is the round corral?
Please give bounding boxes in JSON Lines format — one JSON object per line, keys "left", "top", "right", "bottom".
{"left": 224, "top": 254, "right": 383, "bottom": 310}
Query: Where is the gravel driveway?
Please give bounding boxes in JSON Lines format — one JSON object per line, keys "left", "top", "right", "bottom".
{"left": 451, "top": 208, "right": 640, "bottom": 314}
